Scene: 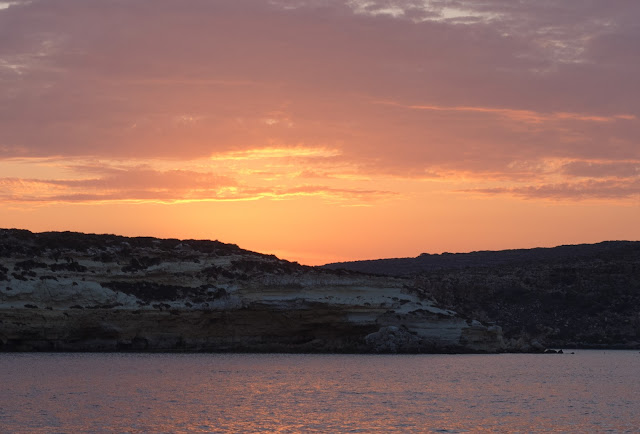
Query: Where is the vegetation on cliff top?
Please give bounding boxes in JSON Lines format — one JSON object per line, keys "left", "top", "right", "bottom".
{"left": 331, "top": 242, "right": 640, "bottom": 349}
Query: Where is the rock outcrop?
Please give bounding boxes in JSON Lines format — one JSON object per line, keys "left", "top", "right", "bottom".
{"left": 0, "top": 229, "right": 504, "bottom": 353}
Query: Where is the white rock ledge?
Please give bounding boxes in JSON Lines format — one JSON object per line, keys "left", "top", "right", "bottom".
{"left": 0, "top": 229, "right": 505, "bottom": 353}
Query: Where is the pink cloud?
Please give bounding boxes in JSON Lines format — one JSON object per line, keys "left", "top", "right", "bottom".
{"left": 466, "top": 179, "right": 640, "bottom": 201}
{"left": 560, "top": 161, "right": 640, "bottom": 179}
{"left": 0, "top": 0, "right": 639, "bottom": 199}
{"left": 0, "top": 162, "right": 394, "bottom": 203}
{"left": 376, "top": 101, "right": 635, "bottom": 124}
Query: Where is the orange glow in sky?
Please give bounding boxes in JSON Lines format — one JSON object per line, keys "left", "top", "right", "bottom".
{"left": 1, "top": 1, "right": 638, "bottom": 264}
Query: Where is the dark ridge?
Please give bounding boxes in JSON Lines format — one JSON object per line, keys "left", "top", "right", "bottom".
{"left": 1, "top": 228, "right": 257, "bottom": 259}
{"left": 322, "top": 241, "right": 640, "bottom": 276}
{"left": 406, "top": 244, "right": 640, "bottom": 349}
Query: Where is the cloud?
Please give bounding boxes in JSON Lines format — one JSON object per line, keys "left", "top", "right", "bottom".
{"left": 560, "top": 161, "right": 640, "bottom": 179}
{"left": 376, "top": 100, "right": 636, "bottom": 124}
{"left": 209, "top": 146, "right": 341, "bottom": 161}
{"left": 273, "top": 184, "right": 396, "bottom": 201}
{"left": 0, "top": 155, "right": 395, "bottom": 204}
{"left": 458, "top": 155, "right": 640, "bottom": 200}
{"left": 0, "top": 166, "right": 236, "bottom": 202}
{"left": 468, "top": 179, "right": 640, "bottom": 201}
{"left": 0, "top": 0, "right": 639, "bottom": 200}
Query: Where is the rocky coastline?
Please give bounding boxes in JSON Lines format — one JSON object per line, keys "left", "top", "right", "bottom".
{"left": 5, "top": 229, "right": 633, "bottom": 353}
{"left": 0, "top": 229, "right": 504, "bottom": 353}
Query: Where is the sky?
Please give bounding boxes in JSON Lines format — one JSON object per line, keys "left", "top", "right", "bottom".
{"left": 1, "top": 0, "right": 639, "bottom": 265}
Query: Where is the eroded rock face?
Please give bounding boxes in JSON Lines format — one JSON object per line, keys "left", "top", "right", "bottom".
{"left": 0, "top": 229, "right": 504, "bottom": 353}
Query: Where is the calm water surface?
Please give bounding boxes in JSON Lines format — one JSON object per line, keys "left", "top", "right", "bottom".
{"left": 1, "top": 351, "right": 639, "bottom": 432}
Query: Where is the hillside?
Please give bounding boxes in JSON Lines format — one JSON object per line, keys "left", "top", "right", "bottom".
{"left": 326, "top": 242, "right": 640, "bottom": 349}
{"left": 323, "top": 241, "right": 640, "bottom": 275}
{"left": 0, "top": 229, "right": 503, "bottom": 353}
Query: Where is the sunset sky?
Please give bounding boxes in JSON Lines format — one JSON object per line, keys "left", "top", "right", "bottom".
{"left": 1, "top": 0, "right": 639, "bottom": 265}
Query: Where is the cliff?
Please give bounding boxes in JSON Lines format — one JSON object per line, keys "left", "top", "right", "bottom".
{"left": 0, "top": 229, "right": 503, "bottom": 353}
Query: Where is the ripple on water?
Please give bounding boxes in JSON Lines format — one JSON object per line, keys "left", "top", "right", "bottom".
{"left": 0, "top": 351, "right": 639, "bottom": 432}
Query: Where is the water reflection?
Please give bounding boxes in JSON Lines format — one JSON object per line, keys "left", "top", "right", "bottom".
{"left": 1, "top": 352, "right": 639, "bottom": 432}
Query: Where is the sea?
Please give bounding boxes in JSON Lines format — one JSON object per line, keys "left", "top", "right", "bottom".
{"left": 1, "top": 351, "right": 638, "bottom": 432}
